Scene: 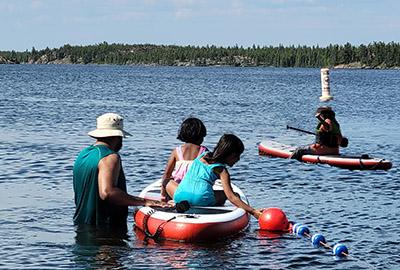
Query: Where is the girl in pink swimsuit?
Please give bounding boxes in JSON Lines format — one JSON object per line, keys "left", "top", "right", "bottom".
{"left": 161, "top": 117, "right": 208, "bottom": 201}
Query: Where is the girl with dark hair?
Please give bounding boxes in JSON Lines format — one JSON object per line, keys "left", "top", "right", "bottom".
{"left": 161, "top": 117, "right": 208, "bottom": 201}
{"left": 166, "top": 134, "right": 262, "bottom": 219}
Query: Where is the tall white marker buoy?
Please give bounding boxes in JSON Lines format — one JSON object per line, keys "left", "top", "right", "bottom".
{"left": 320, "top": 68, "right": 333, "bottom": 102}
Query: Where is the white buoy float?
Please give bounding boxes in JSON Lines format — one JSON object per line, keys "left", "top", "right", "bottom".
{"left": 319, "top": 68, "right": 333, "bottom": 102}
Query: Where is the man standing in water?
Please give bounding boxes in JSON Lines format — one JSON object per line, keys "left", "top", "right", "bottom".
{"left": 73, "top": 113, "right": 167, "bottom": 226}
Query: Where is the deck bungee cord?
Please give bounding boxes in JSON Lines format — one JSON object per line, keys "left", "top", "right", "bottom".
{"left": 140, "top": 201, "right": 194, "bottom": 241}
{"left": 142, "top": 209, "right": 177, "bottom": 241}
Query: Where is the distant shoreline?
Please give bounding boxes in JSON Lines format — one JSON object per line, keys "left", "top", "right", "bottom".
{"left": 333, "top": 62, "right": 400, "bottom": 70}
{"left": 1, "top": 58, "right": 399, "bottom": 70}
{"left": 1, "top": 42, "right": 399, "bottom": 69}
{"left": 1, "top": 61, "right": 399, "bottom": 70}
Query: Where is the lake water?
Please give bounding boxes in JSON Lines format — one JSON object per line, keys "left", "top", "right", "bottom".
{"left": 0, "top": 64, "right": 399, "bottom": 269}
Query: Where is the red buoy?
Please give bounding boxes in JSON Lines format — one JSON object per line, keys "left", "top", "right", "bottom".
{"left": 258, "top": 207, "right": 289, "bottom": 231}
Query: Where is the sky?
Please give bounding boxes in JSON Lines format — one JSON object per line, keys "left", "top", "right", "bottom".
{"left": 0, "top": 0, "right": 399, "bottom": 51}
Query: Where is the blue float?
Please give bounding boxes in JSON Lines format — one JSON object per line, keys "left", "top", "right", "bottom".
{"left": 292, "top": 223, "right": 302, "bottom": 234}
{"left": 311, "top": 234, "right": 326, "bottom": 247}
{"left": 296, "top": 225, "right": 310, "bottom": 236}
{"left": 333, "top": 243, "right": 348, "bottom": 257}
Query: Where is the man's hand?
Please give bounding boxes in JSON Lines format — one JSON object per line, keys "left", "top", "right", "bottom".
{"left": 316, "top": 114, "right": 331, "bottom": 130}
{"left": 315, "top": 113, "right": 324, "bottom": 122}
{"left": 145, "top": 199, "right": 174, "bottom": 208}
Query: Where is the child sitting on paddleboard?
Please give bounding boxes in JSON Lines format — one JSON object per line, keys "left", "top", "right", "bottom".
{"left": 291, "top": 106, "right": 347, "bottom": 160}
{"left": 161, "top": 117, "right": 208, "bottom": 202}
{"left": 166, "top": 133, "right": 262, "bottom": 219}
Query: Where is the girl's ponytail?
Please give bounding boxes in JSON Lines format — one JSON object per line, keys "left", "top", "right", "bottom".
{"left": 205, "top": 134, "right": 244, "bottom": 164}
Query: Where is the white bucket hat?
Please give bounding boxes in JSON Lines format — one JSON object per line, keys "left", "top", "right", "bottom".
{"left": 88, "top": 113, "right": 131, "bottom": 138}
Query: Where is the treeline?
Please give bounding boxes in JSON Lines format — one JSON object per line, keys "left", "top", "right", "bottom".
{"left": 1, "top": 41, "right": 399, "bottom": 68}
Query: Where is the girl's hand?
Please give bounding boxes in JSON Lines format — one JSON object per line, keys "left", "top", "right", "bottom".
{"left": 251, "top": 209, "right": 263, "bottom": 219}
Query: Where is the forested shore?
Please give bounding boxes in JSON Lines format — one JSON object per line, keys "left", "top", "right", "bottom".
{"left": 0, "top": 42, "right": 399, "bottom": 68}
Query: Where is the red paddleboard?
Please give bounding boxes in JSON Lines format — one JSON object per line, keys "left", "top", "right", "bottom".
{"left": 258, "top": 140, "right": 392, "bottom": 170}
{"left": 134, "top": 179, "right": 250, "bottom": 242}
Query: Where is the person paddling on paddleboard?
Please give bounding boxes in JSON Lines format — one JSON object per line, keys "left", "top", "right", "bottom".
{"left": 291, "top": 106, "right": 347, "bottom": 160}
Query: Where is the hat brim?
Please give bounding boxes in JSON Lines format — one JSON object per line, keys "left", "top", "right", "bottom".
{"left": 88, "top": 129, "right": 132, "bottom": 138}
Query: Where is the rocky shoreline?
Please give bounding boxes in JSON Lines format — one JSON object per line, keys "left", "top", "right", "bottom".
{"left": 0, "top": 55, "right": 15, "bottom": 64}
{"left": 333, "top": 62, "right": 400, "bottom": 69}
{"left": 1, "top": 56, "right": 399, "bottom": 69}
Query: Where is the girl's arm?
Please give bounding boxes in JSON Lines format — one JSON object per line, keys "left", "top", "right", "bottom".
{"left": 161, "top": 149, "right": 177, "bottom": 200}
{"left": 219, "top": 168, "right": 262, "bottom": 219}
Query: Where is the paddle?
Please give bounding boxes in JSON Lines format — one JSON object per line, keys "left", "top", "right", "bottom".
{"left": 286, "top": 125, "right": 315, "bottom": 135}
{"left": 286, "top": 125, "right": 349, "bottom": 148}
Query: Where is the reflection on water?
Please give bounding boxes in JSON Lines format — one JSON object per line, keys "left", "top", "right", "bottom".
{"left": 132, "top": 227, "right": 254, "bottom": 269}
{"left": 0, "top": 65, "right": 399, "bottom": 269}
{"left": 73, "top": 224, "right": 129, "bottom": 269}
{"left": 133, "top": 228, "right": 196, "bottom": 269}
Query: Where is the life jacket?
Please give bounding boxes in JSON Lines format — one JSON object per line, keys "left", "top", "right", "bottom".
{"left": 315, "top": 120, "right": 341, "bottom": 148}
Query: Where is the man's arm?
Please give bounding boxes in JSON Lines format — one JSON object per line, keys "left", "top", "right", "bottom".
{"left": 98, "top": 153, "right": 165, "bottom": 207}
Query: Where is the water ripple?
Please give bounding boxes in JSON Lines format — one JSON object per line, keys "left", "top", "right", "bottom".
{"left": 0, "top": 65, "right": 398, "bottom": 269}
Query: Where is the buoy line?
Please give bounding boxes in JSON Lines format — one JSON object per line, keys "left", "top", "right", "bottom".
{"left": 291, "top": 222, "right": 377, "bottom": 269}
{"left": 292, "top": 223, "right": 348, "bottom": 257}
{"left": 257, "top": 208, "right": 377, "bottom": 268}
